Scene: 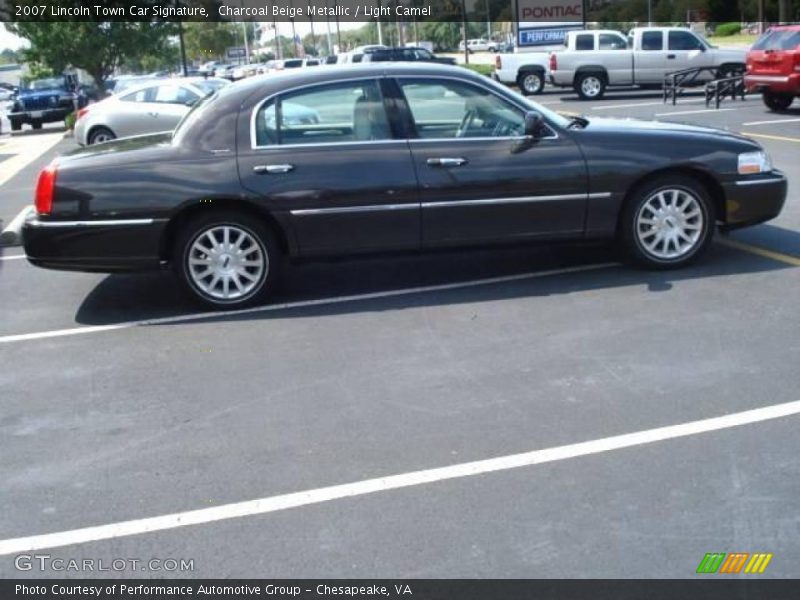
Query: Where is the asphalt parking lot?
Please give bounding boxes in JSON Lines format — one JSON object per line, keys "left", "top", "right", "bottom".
{"left": 1, "top": 85, "right": 799, "bottom": 579}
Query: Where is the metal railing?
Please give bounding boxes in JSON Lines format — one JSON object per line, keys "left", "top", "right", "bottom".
{"left": 663, "top": 66, "right": 721, "bottom": 105}
{"left": 705, "top": 75, "right": 746, "bottom": 109}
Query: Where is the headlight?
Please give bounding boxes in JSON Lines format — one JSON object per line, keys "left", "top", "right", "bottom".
{"left": 738, "top": 150, "right": 773, "bottom": 175}
{"left": 59, "top": 94, "right": 75, "bottom": 102}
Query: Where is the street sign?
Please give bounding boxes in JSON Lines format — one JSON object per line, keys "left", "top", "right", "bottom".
{"left": 226, "top": 46, "right": 246, "bottom": 60}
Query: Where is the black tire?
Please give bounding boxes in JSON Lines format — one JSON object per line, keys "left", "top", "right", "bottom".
{"left": 88, "top": 126, "right": 116, "bottom": 145}
{"left": 762, "top": 91, "right": 794, "bottom": 112}
{"left": 517, "top": 70, "right": 545, "bottom": 96}
{"left": 31, "top": 121, "right": 43, "bottom": 130}
{"left": 575, "top": 72, "right": 606, "bottom": 100}
{"left": 619, "top": 175, "right": 715, "bottom": 270}
{"left": 10, "top": 119, "right": 21, "bottom": 132}
{"left": 174, "top": 210, "right": 281, "bottom": 309}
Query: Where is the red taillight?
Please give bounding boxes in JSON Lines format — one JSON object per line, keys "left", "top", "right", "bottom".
{"left": 77, "top": 106, "right": 90, "bottom": 120}
{"left": 549, "top": 53, "right": 558, "bottom": 72}
{"left": 495, "top": 55, "right": 502, "bottom": 69}
{"left": 35, "top": 165, "right": 57, "bottom": 215}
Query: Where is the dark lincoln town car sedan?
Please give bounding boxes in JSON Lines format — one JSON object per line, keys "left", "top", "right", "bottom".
{"left": 24, "top": 64, "right": 787, "bottom": 308}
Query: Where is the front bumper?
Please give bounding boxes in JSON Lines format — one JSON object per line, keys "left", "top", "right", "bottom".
{"left": 8, "top": 106, "right": 72, "bottom": 124}
{"left": 721, "top": 171, "right": 787, "bottom": 230}
{"left": 22, "top": 216, "right": 167, "bottom": 272}
{"left": 744, "top": 73, "right": 800, "bottom": 94}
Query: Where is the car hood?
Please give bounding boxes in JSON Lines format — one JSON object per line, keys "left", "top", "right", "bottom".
{"left": 578, "top": 116, "right": 758, "bottom": 147}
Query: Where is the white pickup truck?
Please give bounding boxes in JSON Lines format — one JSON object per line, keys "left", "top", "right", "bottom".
{"left": 493, "top": 52, "right": 551, "bottom": 96}
{"left": 550, "top": 27, "right": 746, "bottom": 99}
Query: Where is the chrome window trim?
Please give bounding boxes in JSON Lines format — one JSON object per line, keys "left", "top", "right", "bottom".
{"left": 289, "top": 193, "right": 612, "bottom": 216}
{"left": 29, "top": 218, "right": 156, "bottom": 228}
{"left": 249, "top": 76, "right": 389, "bottom": 150}
{"left": 249, "top": 73, "right": 564, "bottom": 150}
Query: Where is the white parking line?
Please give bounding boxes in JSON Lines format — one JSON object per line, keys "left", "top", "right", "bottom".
{"left": 1, "top": 398, "right": 798, "bottom": 555}
{"left": 741, "top": 118, "right": 800, "bottom": 126}
{"left": 592, "top": 98, "right": 706, "bottom": 110}
{"left": 654, "top": 108, "right": 735, "bottom": 117}
{"left": 0, "top": 262, "right": 618, "bottom": 345}
{"left": 0, "top": 253, "right": 26, "bottom": 261}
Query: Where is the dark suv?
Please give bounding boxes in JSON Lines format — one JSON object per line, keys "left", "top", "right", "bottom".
{"left": 362, "top": 47, "right": 456, "bottom": 65}
{"left": 745, "top": 25, "right": 800, "bottom": 111}
{"left": 8, "top": 75, "right": 81, "bottom": 131}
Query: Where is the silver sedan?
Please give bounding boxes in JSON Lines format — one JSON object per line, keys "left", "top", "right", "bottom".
{"left": 74, "top": 77, "right": 229, "bottom": 145}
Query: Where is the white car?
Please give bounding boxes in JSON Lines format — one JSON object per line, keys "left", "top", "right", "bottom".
{"left": 458, "top": 39, "right": 498, "bottom": 53}
{"left": 74, "top": 77, "right": 229, "bottom": 145}
{"left": 339, "top": 45, "right": 388, "bottom": 64}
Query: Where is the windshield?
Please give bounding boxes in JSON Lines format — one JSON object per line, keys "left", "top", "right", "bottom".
{"left": 28, "top": 78, "right": 63, "bottom": 90}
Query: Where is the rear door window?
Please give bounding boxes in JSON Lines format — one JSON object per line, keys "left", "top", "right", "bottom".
{"left": 575, "top": 34, "right": 594, "bottom": 51}
{"left": 641, "top": 31, "right": 664, "bottom": 51}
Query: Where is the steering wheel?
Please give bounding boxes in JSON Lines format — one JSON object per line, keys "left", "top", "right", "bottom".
{"left": 456, "top": 109, "right": 476, "bottom": 138}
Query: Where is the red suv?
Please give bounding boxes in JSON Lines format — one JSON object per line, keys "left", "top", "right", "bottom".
{"left": 745, "top": 25, "right": 800, "bottom": 111}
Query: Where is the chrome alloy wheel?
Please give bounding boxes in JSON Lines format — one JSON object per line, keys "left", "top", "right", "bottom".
{"left": 187, "top": 225, "right": 267, "bottom": 302}
{"left": 522, "top": 73, "right": 542, "bottom": 94}
{"left": 635, "top": 188, "right": 704, "bottom": 261}
{"left": 91, "top": 132, "right": 114, "bottom": 144}
{"left": 580, "top": 76, "right": 602, "bottom": 98}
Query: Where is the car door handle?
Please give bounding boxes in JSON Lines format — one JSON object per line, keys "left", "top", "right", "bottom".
{"left": 427, "top": 157, "right": 468, "bottom": 167}
{"left": 253, "top": 164, "right": 294, "bottom": 174}
{"left": 148, "top": 111, "right": 159, "bottom": 117}
{"left": 667, "top": 54, "right": 676, "bottom": 59}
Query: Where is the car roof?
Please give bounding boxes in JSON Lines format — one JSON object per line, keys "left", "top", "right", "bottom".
{"left": 213, "top": 63, "right": 488, "bottom": 109}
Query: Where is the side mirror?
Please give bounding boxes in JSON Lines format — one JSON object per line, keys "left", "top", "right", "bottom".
{"left": 524, "top": 111, "right": 546, "bottom": 138}
{"left": 185, "top": 98, "right": 198, "bottom": 107}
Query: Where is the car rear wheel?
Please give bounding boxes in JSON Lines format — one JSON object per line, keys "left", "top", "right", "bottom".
{"left": 9, "top": 119, "right": 21, "bottom": 131}
{"left": 88, "top": 127, "right": 116, "bottom": 145}
{"left": 762, "top": 91, "right": 794, "bottom": 112}
{"left": 175, "top": 211, "right": 280, "bottom": 308}
{"left": 517, "top": 70, "right": 544, "bottom": 96}
{"left": 620, "top": 176, "right": 714, "bottom": 269}
{"left": 576, "top": 73, "right": 606, "bottom": 100}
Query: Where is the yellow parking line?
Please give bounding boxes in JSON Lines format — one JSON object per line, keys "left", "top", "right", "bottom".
{"left": 739, "top": 132, "right": 800, "bottom": 144}
{"left": 718, "top": 237, "right": 800, "bottom": 267}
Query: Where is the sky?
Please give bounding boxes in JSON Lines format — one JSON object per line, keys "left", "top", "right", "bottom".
{"left": 0, "top": 24, "right": 27, "bottom": 51}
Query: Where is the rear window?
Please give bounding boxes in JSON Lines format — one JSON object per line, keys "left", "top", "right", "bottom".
{"left": 575, "top": 34, "right": 594, "bottom": 51}
{"left": 599, "top": 33, "right": 627, "bottom": 50}
{"left": 752, "top": 29, "right": 800, "bottom": 51}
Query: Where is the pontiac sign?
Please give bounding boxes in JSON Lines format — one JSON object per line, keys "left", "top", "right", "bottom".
{"left": 517, "top": 0, "right": 584, "bottom": 22}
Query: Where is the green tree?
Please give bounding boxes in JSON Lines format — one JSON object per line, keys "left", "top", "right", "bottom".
{"left": 7, "top": 19, "right": 176, "bottom": 91}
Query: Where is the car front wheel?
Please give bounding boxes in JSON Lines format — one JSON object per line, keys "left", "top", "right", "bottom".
{"left": 175, "top": 211, "right": 280, "bottom": 308}
{"left": 620, "top": 176, "right": 714, "bottom": 269}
